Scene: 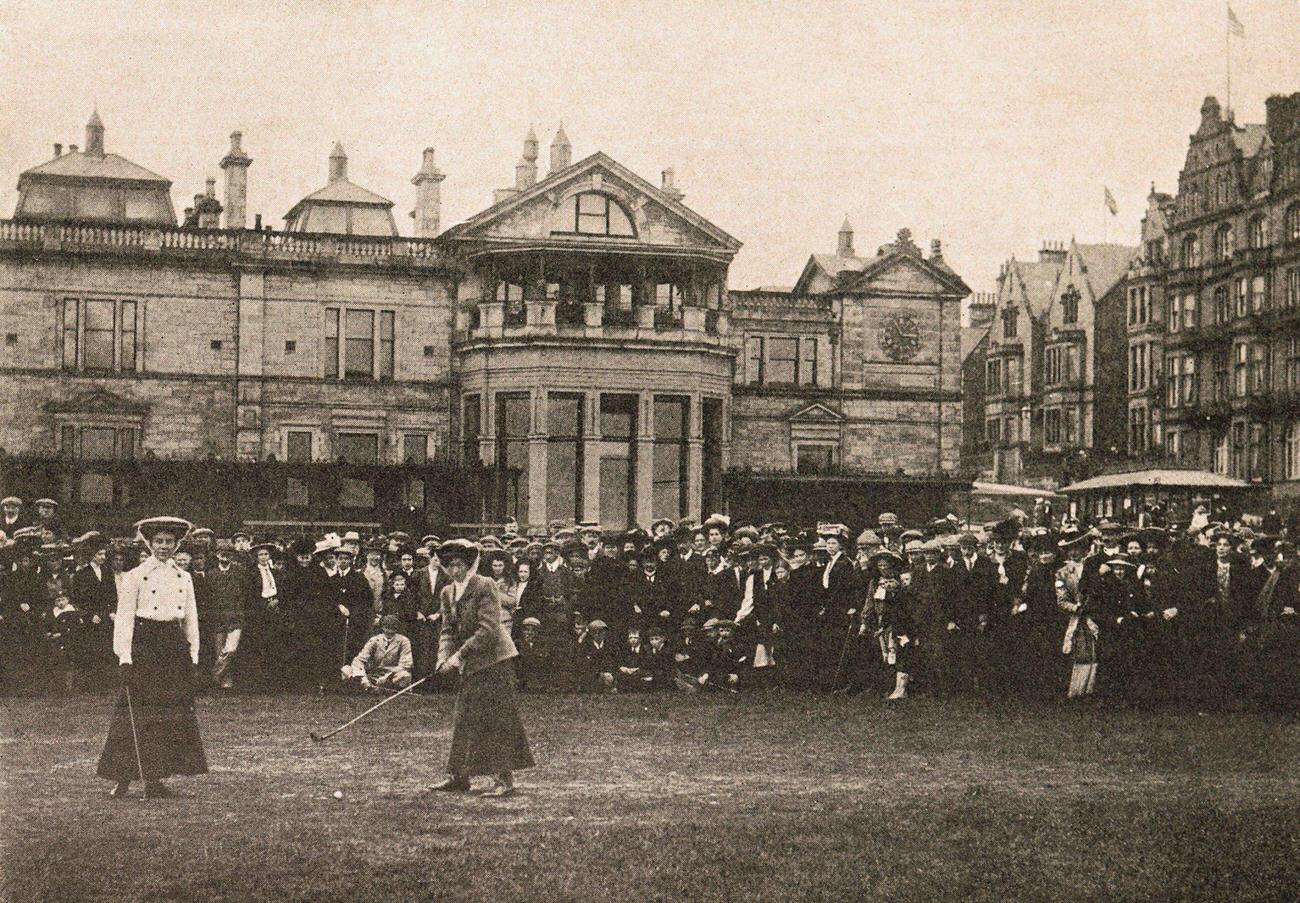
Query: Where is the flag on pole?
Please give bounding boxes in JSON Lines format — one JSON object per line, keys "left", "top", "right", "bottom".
{"left": 1228, "top": 5, "right": 1245, "bottom": 37}
{"left": 1104, "top": 187, "right": 1118, "bottom": 216}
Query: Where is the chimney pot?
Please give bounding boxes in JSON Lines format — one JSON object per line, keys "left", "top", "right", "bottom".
{"left": 328, "top": 143, "right": 347, "bottom": 183}
{"left": 931, "top": 239, "right": 943, "bottom": 259}
{"left": 69, "top": 144, "right": 78, "bottom": 154}
{"left": 411, "top": 146, "right": 446, "bottom": 238}
{"left": 550, "top": 124, "right": 572, "bottom": 173}
{"left": 254, "top": 213, "right": 262, "bottom": 230}
{"left": 205, "top": 177, "right": 216, "bottom": 198}
{"left": 53, "top": 143, "right": 62, "bottom": 157}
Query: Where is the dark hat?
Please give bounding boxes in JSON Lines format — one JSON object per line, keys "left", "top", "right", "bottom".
{"left": 481, "top": 548, "right": 511, "bottom": 568}
{"left": 437, "top": 538, "right": 479, "bottom": 566}
{"left": 72, "top": 531, "right": 108, "bottom": 552}
{"left": 899, "top": 529, "right": 924, "bottom": 544}
{"left": 561, "top": 540, "right": 587, "bottom": 560}
{"left": 989, "top": 518, "right": 1021, "bottom": 543}
{"left": 646, "top": 623, "right": 667, "bottom": 638}
{"left": 956, "top": 531, "right": 981, "bottom": 547}
{"left": 750, "top": 542, "right": 778, "bottom": 560}
{"left": 289, "top": 537, "right": 315, "bottom": 557}
{"left": 868, "top": 549, "right": 906, "bottom": 570}
{"left": 1248, "top": 537, "right": 1279, "bottom": 559}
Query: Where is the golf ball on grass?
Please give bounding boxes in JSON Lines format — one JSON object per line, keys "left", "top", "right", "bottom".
{"left": 333, "top": 790, "right": 344, "bottom": 800}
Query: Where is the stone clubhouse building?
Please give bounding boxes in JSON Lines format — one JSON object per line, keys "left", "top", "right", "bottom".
{"left": 0, "top": 113, "right": 970, "bottom": 534}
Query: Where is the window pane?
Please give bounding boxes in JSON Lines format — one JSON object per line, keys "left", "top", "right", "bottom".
{"left": 337, "top": 432, "right": 378, "bottom": 464}
{"left": 117, "top": 428, "right": 136, "bottom": 460}
{"left": 80, "top": 472, "right": 114, "bottom": 506}
{"left": 652, "top": 443, "right": 684, "bottom": 518}
{"left": 701, "top": 398, "right": 723, "bottom": 515}
{"left": 120, "top": 301, "right": 137, "bottom": 371}
{"left": 287, "top": 431, "right": 313, "bottom": 463}
{"left": 654, "top": 396, "right": 687, "bottom": 440}
{"left": 547, "top": 441, "right": 578, "bottom": 521}
{"left": 325, "top": 308, "right": 339, "bottom": 379}
{"left": 800, "top": 338, "right": 817, "bottom": 385}
{"left": 578, "top": 194, "right": 606, "bottom": 215}
{"left": 462, "top": 394, "right": 481, "bottom": 462}
{"left": 81, "top": 427, "right": 116, "bottom": 460}
{"left": 797, "top": 445, "right": 834, "bottom": 474}
{"left": 63, "top": 299, "right": 78, "bottom": 368}
{"left": 497, "top": 393, "right": 532, "bottom": 521}
{"left": 600, "top": 394, "right": 636, "bottom": 439}
{"left": 499, "top": 393, "right": 530, "bottom": 437}
{"left": 746, "top": 336, "right": 764, "bottom": 384}
{"left": 378, "top": 311, "right": 394, "bottom": 379}
{"left": 403, "top": 433, "right": 428, "bottom": 464}
{"left": 84, "top": 300, "right": 115, "bottom": 369}
{"left": 767, "top": 338, "right": 797, "bottom": 383}
{"left": 345, "top": 310, "right": 374, "bottom": 378}
{"left": 608, "top": 203, "right": 634, "bottom": 236}
{"left": 548, "top": 394, "right": 582, "bottom": 437}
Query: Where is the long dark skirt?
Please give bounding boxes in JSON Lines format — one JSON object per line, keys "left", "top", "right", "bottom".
{"left": 97, "top": 619, "right": 208, "bottom": 782}
{"left": 447, "top": 658, "right": 535, "bottom": 778}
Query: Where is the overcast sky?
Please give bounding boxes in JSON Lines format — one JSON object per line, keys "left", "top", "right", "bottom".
{"left": 2, "top": 0, "right": 1298, "bottom": 292}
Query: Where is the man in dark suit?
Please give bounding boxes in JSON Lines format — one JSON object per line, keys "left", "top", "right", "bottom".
{"left": 71, "top": 533, "right": 117, "bottom": 688}
{"left": 412, "top": 549, "right": 447, "bottom": 686}
{"left": 987, "top": 519, "right": 1030, "bottom": 696}
{"left": 817, "top": 524, "right": 861, "bottom": 691}
{"left": 331, "top": 547, "right": 374, "bottom": 662}
{"left": 908, "top": 538, "right": 955, "bottom": 695}
{"left": 948, "top": 531, "right": 997, "bottom": 695}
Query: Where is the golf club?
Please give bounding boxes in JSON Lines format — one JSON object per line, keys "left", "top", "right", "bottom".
{"left": 309, "top": 676, "right": 429, "bottom": 742}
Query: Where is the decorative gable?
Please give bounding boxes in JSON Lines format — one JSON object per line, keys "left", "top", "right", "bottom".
{"left": 789, "top": 402, "right": 844, "bottom": 423}
{"left": 839, "top": 252, "right": 969, "bottom": 298}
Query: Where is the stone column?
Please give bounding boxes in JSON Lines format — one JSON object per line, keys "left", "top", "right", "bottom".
{"left": 527, "top": 388, "right": 548, "bottom": 528}
{"left": 686, "top": 393, "right": 703, "bottom": 522}
{"left": 634, "top": 391, "right": 655, "bottom": 527}
{"left": 582, "top": 390, "right": 602, "bottom": 523}
{"left": 235, "top": 268, "right": 266, "bottom": 460}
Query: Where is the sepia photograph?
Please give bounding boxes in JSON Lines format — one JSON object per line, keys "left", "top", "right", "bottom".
{"left": 1, "top": 0, "right": 1299, "bottom": 900}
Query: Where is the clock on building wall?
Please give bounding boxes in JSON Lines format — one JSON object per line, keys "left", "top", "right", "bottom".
{"left": 880, "top": 314, "right": 921, "bottom": 362}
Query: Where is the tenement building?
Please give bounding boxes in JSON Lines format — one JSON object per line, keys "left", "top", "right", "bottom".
{"left": 1160, "top": 94, "right": 1300, "bottom": 500}
{"left": 0, "top": 114, "right": 970, "bottom": 533}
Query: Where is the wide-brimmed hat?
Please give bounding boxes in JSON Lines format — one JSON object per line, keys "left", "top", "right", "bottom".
{"left": 313, "top": 534, "right": 342, "bottom": 557}
{"left": 134, "top": 516, "right": 192, "bottom": 544}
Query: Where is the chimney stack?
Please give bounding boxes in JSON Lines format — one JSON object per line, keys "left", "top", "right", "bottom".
{"left": 328, "top": 142, "right": 348, "bottom": 183}
{"left": 219, "top": 130, "right": 253, "bottom": 230}
{"left": 930, "top": 239, "right": 943, "bottom": 262}
{"left": 837, "top": 216, "right": 855, "bottom": 257}
{"left": 85, "top": 110, "right": 105, "bottom": 157}
{"left": 661, "top": 168, "right": 684, "bottom": 202}
{"left": 410, "top": 147, "right": 446, "bottom": 238}
{"left": 516, "top": 127, "right": 539, "bottom": 190}
{"left": 69, "top": 144, "right": 78, "bottom": 154}
{"left": 53, "top": 143, "right": 62, "bottom": 157}
{"left": 195, "top": 177, "right": 223, "bottom": 228}
{"left": 550, "top": 124, "right": 571, "bottom": 173}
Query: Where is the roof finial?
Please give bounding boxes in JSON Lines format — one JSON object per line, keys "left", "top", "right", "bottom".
{"left": 328, "top": 142, "right": 347, "bottom": 182}
{"left": 85, "top": 108, "right": 105, "bottom": 157}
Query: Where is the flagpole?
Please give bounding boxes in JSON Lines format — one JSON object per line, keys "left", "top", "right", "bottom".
{"left": 1226, "top": 6, "right": 1232, "bottom": 117}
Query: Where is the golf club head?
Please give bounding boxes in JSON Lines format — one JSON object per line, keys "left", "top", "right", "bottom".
{"left": 309, "top": 731, "right": 324, "bottom": 742}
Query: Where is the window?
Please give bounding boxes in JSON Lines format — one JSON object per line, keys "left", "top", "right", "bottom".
{"left": 1129, "top": 343, "right": 1151, "bottom": 392}
{"left": 566, "top": 192, "right": 635, "bottom": 237}
{"left": 1287, "top": 204, "right": 1300, "bottom": 244}
{"left": 1061, "top": 286, "right": 1080, "bottom": 324}
{"left": 1006, "top": 356, "right": 1022, "bottom": 395}
{"left": 702, "top": 398, "right": 723, "bottom": 515}
{"left": 1234, "top": 342, "right": 1249, "bottom": 396}
{"left": 1166, "top": 428, "right": 1182, "bottom": 463}
{"left": 654, "top": 283, "right": 684, "bottom": 326}
{"left": 1231, "top": 421, "right": 1247, "bottom": 478}
{"left": 1251, "top": 275, "right": 1268, "bottom": 313}
{"left": 286, "top": 431, "right": 313, "bottom": 463}
{"left": 1044, "top": 344, "right": 1077, "bottom": 386}
{"left": 1211, "top": 352, "right": 1227, "bottom": 403}
{"left": 1250, "top": 342, "right": 1269, "bottom": 393}
{"left": 652, "top": 396, "right": 689, "bottom": 519}
{"left": 1288, "top": 339, "right": 1300, "bottom": 392}
{"left": 59, "top": 425, "right": 137, "bottom": 460}
{"left": 748, "top": 335, "right": 817, "bottom": 386}
{"left": 1063, "top": 406, "right": 1078, "bottom": 446}
{"left": 1128, "top": 405, "right": 1149, "bottom": 454}
{"left": 1215, "top": 285, "right": 1231, "bottom": 324}
{"left": 986, "top": 359, "right": 1003, "bottom": 394}
{"left": 599, "top": 394, "right": 638, "bottom": 528}
{"left": 796, "top": 444, "right": 835, "bottom": 474}
{"left": 462, "top": 394, "right": 481, "bottom": 464}
{"left": 1002, "top": 307, "right": 1018, "bottom": 338}
{"left": 1289, "top": 268, "right": 1300, "bottom": 309}
{"left": 547, "top": 394, "right": 584, "bottom": 522}
{"left": 61, "top": 298, "right": 139, "bottom": 372}
{"left": 1288, "top": 422, "right": 1300, "bottom": 480}
{"left": 1235, "top": 278, "right": 1249, "bottom": 318}
{"left": 1214, "top": 224, "right": 1235, "bottom": 262}
{"left": 337, "top": 432, "right": 379, "bottom": 464}
{"left": 497, "top": 282, "right": 526, "bottom": 326}
{"left": 1214, "top": 431, "right": 1229, "bottom": 475}
{"left": 496, "top": 393, "right": 531, "bottom": 521}
{"left": 1167, "top": 294, "right": 1181, "bottom": 333}
{"left": 600, "top": 393, "right": 636, "bottom": 439}
{"left": 1249, "top": 423, "right": 1267, "bottom": 480}
{"left": 1249, "top": 215, "right": 1268, "bottom": 249}
{"left": 325, "top": 307, "right": 395, "bottom": 380}
{"left": 746, "top": 336, "right": 763, "bottom": 384}
{"left": 1181, "top": 233, "right": 1201, "bottom": 268}
{"left": 1043, "top": 408, "right": 1061, "bottom": 445}
{"left": 1166, "top": 356, "right": 1180, "bottom": 408}
{"left": 1182, "top": 292, "right": 1197, "bottom": 329}
{"left": 985, "top": 417, "right": 1002, "bottom": 444}
{"left": 402, "top": 432, "right": 428, "bottom": 464}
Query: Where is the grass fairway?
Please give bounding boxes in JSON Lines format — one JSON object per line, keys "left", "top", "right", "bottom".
{"left": 2, "top": 690, "right": 1298, "bottom": 902}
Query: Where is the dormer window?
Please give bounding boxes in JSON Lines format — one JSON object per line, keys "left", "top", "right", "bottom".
{"left": 562, "top": 192, "right": 635, "bottom": 237}
{"left": 1001, "top": 307, "right": 1018, "bottom": 339}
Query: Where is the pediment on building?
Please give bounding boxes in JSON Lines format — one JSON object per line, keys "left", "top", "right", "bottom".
{"left": 44, "top": 389, "right": 149, "bottom": 416}
{"left": 838, "top": 251, "right": 970, "bottom": 298}
{"left": 788, "top": 402, "right": 844, "bottom": 423}
{"left": 441, "top": 152, "right": 741, "bottom": 253}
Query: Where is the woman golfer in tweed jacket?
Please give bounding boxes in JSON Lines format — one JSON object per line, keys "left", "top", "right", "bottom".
{"left": 429, "top": 538, "right": 534, "bottom": 798}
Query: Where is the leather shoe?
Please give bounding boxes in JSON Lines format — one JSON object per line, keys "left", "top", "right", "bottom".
{"left": 479, "top": 782, "right": 516, "bottom": 799}
{"left": 429, "top": 777, "right": 470, "bottom": 793}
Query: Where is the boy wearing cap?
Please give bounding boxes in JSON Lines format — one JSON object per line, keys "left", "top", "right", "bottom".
{"left": 205, "top": 544, "right": 249, "bottom": 690}
{"left": 342, "top": 614, "right": 413, "bottom": 692}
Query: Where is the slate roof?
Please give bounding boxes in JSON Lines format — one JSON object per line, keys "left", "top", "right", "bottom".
{"left": 21, "top": 151, "right": 170, "bottom": 184}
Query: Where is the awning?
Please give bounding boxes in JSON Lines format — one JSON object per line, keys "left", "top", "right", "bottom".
{"left": 970, "top": 481, "right": 1063, "bottom": 499}
{"left": 1059, "top": 469, "right": 1251, "bottom": 494}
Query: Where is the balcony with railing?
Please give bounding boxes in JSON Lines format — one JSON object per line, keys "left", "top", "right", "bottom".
{"left": 0, "top": 219, "right": 448, "bottom": 267}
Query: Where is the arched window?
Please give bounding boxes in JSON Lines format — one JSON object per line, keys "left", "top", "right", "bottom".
{"left": 561, "top": 192, "right": 635, "bottom": 237}
{"left": 1181, "top": 233, "right": 1200, "bottom": 268}
{"left": 1213, "top": 223, "right": 1234, "bottom": 262}
{"left": 1287, "top": 204, "right": 1300, "bottom": 244}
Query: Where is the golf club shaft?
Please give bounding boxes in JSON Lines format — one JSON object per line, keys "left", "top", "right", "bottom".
{"left": 125, "top": 684, "right": 146, "bottom": 783}
{"left": 313, "top": 676, "right": 428, "bottom": 741}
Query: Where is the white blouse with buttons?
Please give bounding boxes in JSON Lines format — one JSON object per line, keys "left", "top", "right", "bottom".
{"left": 112, "top": 555, "right": 201, "bottom": 665}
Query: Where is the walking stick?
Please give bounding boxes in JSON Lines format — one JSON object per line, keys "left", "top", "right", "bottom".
{"left": 309, "top": 676, "right": 429, "bottom": 742}
{"left": 124, "top": 685, "right": 147, "bottom": 785}
{"left": 829, "top": 608, "right": 858, "bottom": 693}
{"left": 340, "top": 617, "right": 350, "bottom": 667}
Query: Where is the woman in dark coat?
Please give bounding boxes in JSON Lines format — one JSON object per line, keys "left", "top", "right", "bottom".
{"left": 431, "top": 539, "right": 534, "bottom": 798}
{"left": 97, "top": 516, "right": 207, "bottom": 799}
